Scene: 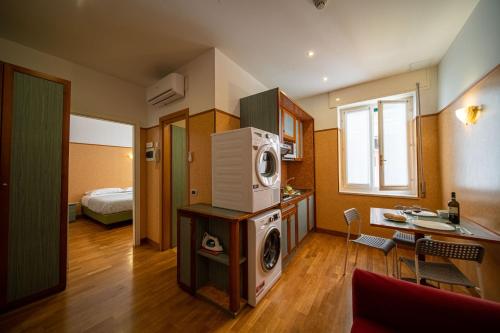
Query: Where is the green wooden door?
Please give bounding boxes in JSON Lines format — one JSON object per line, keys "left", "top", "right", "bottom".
{"left": 171, "top": 125, "right": 187, "bottom": 247}
{"left": 0, "top": 65, "right": 69, "bottom": 309}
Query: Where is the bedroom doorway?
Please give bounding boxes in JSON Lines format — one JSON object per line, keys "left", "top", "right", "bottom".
{"left": 67, "top": 115, "right": 135, "bottom": 247}
{"left": 160, "top": 109, "right": 189, "bottom": 250}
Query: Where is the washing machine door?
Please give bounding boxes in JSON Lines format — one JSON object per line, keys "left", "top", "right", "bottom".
{"left": 261, "top": 227, "right": 281, "bottom": 272}
{"left": 255, "top": 144, "right": 279, "bottom": 187}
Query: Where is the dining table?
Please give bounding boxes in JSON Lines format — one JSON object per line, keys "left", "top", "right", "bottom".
{"left": 370, "top": 207, "right": 500, "bottom": 245}
{"left": 370, "top": 207, "right": 500, "bottom": 285}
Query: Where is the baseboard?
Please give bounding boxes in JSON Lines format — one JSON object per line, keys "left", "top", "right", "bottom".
{"left": 315, "top": 228, "right": 349, "bottom": 238}
{"left": 140, "top": 237, "right": 160, "bottom": 250}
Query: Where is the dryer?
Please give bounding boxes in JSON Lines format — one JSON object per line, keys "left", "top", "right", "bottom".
{"left": 247, "top": 209, "right": 282, "bottom": 307}
{"left": 212, "top": 127, "right": 280, "bottom": 213}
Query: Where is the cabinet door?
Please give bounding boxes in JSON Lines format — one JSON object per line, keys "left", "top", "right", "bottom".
{"left": 289, "top": 213, "right": 297, "bottom": 250}
{"left": 281, "top": 216, "right": 288, "bottom": 258}
{"left": 0, "top": 64, "right": 70, "bottom": 309}
{"left": 282, "top": 109, "right": 295, "bottom": 141}
{"left": 308, "top": 195, "right": 315, "bottom": 231}
{"left": 179, "top": 216, "right": 192, "bottom": 287}
{"left": 297, "top": 198, "right": 308, "bottom": 242}
{"left": 240, "top": 88, "right": 279, "bottom": 134}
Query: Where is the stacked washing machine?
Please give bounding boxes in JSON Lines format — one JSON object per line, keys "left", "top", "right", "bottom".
{"left": 211, "top": 127, "right": 282, "bottom": 306}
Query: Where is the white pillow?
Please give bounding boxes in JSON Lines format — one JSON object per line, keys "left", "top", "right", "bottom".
{"left": 85, "top": 188, "right": 124, "bottom": 196}
{"left": 123, "top": 187, "right": 133, "bottom": 192}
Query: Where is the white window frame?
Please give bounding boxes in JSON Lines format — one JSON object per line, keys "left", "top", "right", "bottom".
{"left": 339, "top": 105, "right": 373, "bottom": 192}
{"left": 338, "top": 92, "right": 418, "bottom": 198}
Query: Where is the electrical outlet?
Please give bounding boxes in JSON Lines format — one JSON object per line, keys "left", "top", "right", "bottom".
{"left": 191, "top": 189, "right": 198, "bottom": 197}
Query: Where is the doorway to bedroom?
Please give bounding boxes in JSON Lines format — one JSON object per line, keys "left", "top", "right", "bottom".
{"left": 67, "top": 115, "right": 135, "bottom": 252}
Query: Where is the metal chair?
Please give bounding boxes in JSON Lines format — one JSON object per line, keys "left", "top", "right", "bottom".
{"left": 392, "top": 205, "right": 417, "bottom": 277}
{"left": 399, "top": 238, "right": 485, "bottom": 298}
{"left": 343, "top": 208, "right": 396, "bottom": 276}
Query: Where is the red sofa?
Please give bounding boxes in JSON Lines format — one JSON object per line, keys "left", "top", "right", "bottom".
{"left": 351, "top": 269, "right": 500, "bottom": 333}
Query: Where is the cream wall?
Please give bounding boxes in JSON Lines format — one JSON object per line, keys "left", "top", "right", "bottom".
{"left": 214, "top": 49, "right": 267, "bottom": 116}
{"left": 296, "top": 93, "right": 334, "bottom": 130}
{"left": 0, "top": 37, "right": 147, "bottom": 246}
{"left": 0, "top": 38, "right": 147, "bottom": 125}
{"left": 70, "top": 115, "right": 133, "bottom": 147}
{"left": 146, "top": 49, "right": 215, "bottom": 126}
{"left": 145, "top": 47, "right": 267, "bottom": 125}
{"left": 438, "top": 0, "right": 500, "bottom": 109}
{"left": 304, "top": 65, "right": 442, "bottom": 237}
{"left": 436, "top": 0, "right": 500, "bottom": 300}
{"left": 297, "top": 67, "right": 439, "bottom": 131}
{"left": 438, "top": 66, "right": 500, "bottom": 301}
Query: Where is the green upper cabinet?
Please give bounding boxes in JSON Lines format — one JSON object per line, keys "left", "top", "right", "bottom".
{"left": 240, "top": 88, "right": 279, "bottom": 135}
{"left": 240, "top": 88, "right": 313, "bottom": 161}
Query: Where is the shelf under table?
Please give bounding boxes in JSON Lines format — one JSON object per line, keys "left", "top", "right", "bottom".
{"left": 197, "top": 249, "right": 247, "bottom": 266}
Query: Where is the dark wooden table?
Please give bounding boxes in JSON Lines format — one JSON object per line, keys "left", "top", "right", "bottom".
{"left": 177, "top": 203, "right": 279, "bottom": 316}
{"left": 370, "top": 208, "right": 500, "bottom": 244}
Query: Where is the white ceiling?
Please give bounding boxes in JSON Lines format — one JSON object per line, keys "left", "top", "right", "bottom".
{"left": 0, "top": 0, "right": 478, "bottom": 99}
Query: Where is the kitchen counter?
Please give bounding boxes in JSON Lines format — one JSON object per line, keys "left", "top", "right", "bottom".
{"left": 280, "top": 189, "right": 314, "bottom": 208}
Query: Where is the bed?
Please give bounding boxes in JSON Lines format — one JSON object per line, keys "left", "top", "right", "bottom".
{"left": 81, "top": 188, "right": 133, "bottom": 225}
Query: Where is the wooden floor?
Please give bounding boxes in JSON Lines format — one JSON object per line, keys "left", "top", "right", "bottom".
{"left": 0, "top": 218, "right": 466, "bottom": 333}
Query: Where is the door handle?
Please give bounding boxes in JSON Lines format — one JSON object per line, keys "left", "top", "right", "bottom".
{"left": 1, "top": 183, "right": 7, "bottom": 187}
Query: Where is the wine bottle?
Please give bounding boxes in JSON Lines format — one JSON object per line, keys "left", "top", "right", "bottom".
{"left": 448, "top": 192, "right": 460, "bottom": 224}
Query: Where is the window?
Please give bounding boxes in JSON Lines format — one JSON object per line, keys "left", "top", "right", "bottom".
{"left": 338, "top": 93, "right": 417, "bottom": 197}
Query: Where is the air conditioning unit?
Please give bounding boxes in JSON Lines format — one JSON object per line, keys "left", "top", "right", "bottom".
{"left": 146, "top": 73, "right": 185, "bottom": 106}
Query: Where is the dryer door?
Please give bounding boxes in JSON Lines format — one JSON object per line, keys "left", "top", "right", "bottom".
{"left": 261, "top": 227, "right": 281, "bottom": 272}
{"left": 255, "top": 144, "right": 279, "bottom": 188}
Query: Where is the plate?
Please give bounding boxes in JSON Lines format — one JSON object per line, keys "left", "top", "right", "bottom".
{"left": 403, "top": 210, "right": 438, "bottom": 217}
{"left": 412, "top": 219, "right": 455, "bottom": 231}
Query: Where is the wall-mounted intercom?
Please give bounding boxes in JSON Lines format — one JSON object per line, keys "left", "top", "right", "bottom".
{"left": 145, "top": 142, "right": 160, "bottom": 162}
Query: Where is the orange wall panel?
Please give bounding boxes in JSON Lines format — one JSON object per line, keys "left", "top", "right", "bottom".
{"left": 438, "top": 65, "right": 500, "bottom": 301}
{"left": 68, "top": 143, "right": 132, "bottom": 210}
{"left": 145, "top": 126, "right": 161, "bottom": 243}
{"left": 215, "top": 110, "right": 240, "bottom": 133}
{"left": 189, "top": 111, "right": 215, "bottom": 204}
{"left": 314, "top": 115, "right": 441, "bottom": 239}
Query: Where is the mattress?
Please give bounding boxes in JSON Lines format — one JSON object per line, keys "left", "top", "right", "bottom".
{"left": 81, "top": 191, "right": 133, "bottom": 215}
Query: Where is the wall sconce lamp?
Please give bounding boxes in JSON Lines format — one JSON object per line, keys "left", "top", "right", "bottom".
{"left": 455, "top": 105, "right": 482, "bottom": 125}
{"left": 127, "top": 152, "right": 134, "bottom": 160}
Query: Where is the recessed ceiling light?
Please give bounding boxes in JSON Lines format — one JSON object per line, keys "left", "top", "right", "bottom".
{"left": 335, "top": 97, "right": 340, "bottom": 102}
{"left": 323, "top": 76, "right": 328, "bottom": 82}
{"left": 307, "top": 50, "right": 315, "bottom": 58}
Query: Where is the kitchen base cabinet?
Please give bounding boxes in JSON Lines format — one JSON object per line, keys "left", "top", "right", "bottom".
{"left": 297, "top": 198, "right": 308, "bottom": 242}
{"left": 308, "top": 194, "right": 315, "bottom": 231}
{"left": 281, "top": 217, "right": 288, "bottom": 258}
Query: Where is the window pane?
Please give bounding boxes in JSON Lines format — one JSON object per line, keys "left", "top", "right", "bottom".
{"left": 345, "top": 109, "right": 370, "bottom": 185}
{"left": 381, "top": 102, "right": 408, "bottom": 186}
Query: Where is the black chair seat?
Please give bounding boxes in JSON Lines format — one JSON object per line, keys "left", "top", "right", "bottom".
{"left": 392, "top": 231, "right": 415, "bottom": 247}
{"left": 353, "top": 234, "right": 396, "bottom": 255}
